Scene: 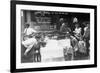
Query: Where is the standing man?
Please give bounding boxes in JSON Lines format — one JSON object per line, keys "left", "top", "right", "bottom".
{"left": 60, "top": 21, "right": 66, "bottom": 32}
{"left": 57, "top": 18, "right": 64, "bottom": 32}
{"left": 83, "top": 23, "right": 90, "bottom": 56}
{"left": 71, "top": 17, "right": 78, "bottom": 35}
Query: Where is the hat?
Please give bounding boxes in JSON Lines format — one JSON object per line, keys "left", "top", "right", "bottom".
{"left": 60, "top": 18, "right": 64, "bottom": 22}
{"left": 73, "top": 17, "right": 78, "bottom": 23}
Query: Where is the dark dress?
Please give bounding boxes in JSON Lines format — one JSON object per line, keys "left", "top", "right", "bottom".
{"left": 33, "top": 43, "right": 41, "bottom": 62}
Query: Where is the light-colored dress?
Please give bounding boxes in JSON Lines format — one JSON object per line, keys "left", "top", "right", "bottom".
{"left": 74, "top": 27, "right": 82, "bottom": 39}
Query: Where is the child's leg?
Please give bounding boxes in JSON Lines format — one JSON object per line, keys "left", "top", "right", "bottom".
{"left": 36, "top": 54, "right": 40, "bottom": 62}
{"left": 33, "top": 53, "right": 35, "bottom": 62}
{"left": 33, "top": 53, "right": 37, "bottom": 62}
{"left": 36, "top": 53, "right": 39, "bottom": 62}
{"left": 33, "top": 51, "right": 37, "bottom": 62}
{"left": 37, "top": 53, "right": 41, "bottom": 62}
{"left": 24, "top": 44, "right": 33, "bottom": 56}
{"left": 39, "top": 54, "right": 41, "bottom": 62}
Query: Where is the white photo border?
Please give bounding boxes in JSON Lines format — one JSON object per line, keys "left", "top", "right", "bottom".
{"left": 16, "top": 4, "right": 94, "bottom": 69}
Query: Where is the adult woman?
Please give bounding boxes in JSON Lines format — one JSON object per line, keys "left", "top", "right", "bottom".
{"left": 73, "top": 24, "right": 82, "bottom": 40}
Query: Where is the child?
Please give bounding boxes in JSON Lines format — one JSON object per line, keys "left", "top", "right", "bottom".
{"left": 33, "top": 35, "right": 41, "bottom": 62}
{"left": 33, "top": 34, "right": 46, "bottom": 62}
{"left": 78, "top": 38, "right": 87, "bottom": 54}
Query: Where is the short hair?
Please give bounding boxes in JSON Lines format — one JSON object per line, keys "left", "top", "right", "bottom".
{"left": 25, "top": 23, "right": 30, "bottom": 27}
{"left": 35, "top": 34, "right": 41, "bottom": 39}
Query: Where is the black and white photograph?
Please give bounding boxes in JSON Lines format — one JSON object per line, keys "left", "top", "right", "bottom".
{"left": 21, "top": 10, "right": 90, "bottom": 63}
{"left": 11, "top": 1, "right": 97, "bottom": 72}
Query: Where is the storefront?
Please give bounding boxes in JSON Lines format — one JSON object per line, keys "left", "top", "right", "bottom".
{"left": 21, "top": 10, "right": 90, "bottom": 34}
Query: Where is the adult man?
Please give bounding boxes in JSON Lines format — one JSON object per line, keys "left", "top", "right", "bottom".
{"left": 22, "top": 23, "right": 37, "bottom": 56}
{"left": 83, "top": 23, "right": 90, "bottom": 55}
{"left": 57, "top": 18, "right": 64, "bottom": 31}
{"left": 60, "top": 22, "right": 66, "bottom": 32}
{"left": 23, "top": 23, "right": 36, "bottom": 41}
{"left": 70, "top": 17, "right": 78, "bottom": 35}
